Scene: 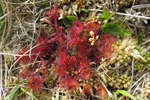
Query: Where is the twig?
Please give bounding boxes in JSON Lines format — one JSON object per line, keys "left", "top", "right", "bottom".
{"left": 129, "top": 58, "right": 134, "bottom": 94}
{"left": 88, "top": 9, "right": 150, "bottom": 19}
{"left": 141, "top": 79, "right": 148, "bottom": 100}
{"left": 141, "top": 39, "right": 150, "bottom": 46}
{"left": 4, "top": 56, "right": 9, "bottom": 91}
{"left": 8, "top": 44, "right": 40, "bottom": 75}
{"left": 132, "top": 4, "right": 150, "bottom": 9}
{"left": 0, "top": 52, "right": 37, "bottom": 56}
{"left": 0, "top": 0, "right": 49, "bottom": 5}
{"left": 0, "top": 19, "right": 7, "bottom": 46}
{"left": 99, "top": 79, "right": 114, "bottom": 98}
{"left": 132, "top": 82, "right": 142, "bottom": 95}
{"left": 2, "top": 3, "right": 13, "bottom": 45}
{"left": 0, "top": 55, "right": 2, "bottom": 100}
{"left": 29, "top": 10, "right": 41, "bottom": 58}
{"left": 130, "top": 73, "right": 146, "bottom": 89}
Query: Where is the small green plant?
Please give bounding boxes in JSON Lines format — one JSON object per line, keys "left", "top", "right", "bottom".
{"left": 20, "top": 88, "right": 38, "bottom": 100}
{"left": 100, "top": 8, "right": 115, "bottom": 24}
{"left": 42, "top": 0, "right": 50, "bottom": 7}
{"left": 4, "top": 82, "right": 38, "bottom": 100}
{"left": 114, "top": 90, "right": 137, "bottom": 100}
{"left": 62, "top": 16, "right": 78, "bottom": 26}
{"left": 102, "top": 23, "right": 120, "bottom": 36}
{"left": 0, "top": 4, "right": 5, "bottom": 40}
{"left": 100, "top": 9, "right": 131, "bottom": 36}
{"left": 102, "top": 23, "right": 131, "bottom": 36}
{"left": 101, "top": 18, "right": 131, "bottom": 36}
{"left": 81, "top": 8, "right": 89, "bottom": 13}
{"left": 4, "top": 88, "right": 19, "bottom": 100}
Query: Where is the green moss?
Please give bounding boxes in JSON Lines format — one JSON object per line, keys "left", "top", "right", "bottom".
{"left": 137, "top": 30, "right": 146, "bottom": 44}
{"left": 134, "top": 51, "right": 150, "bottom": 72}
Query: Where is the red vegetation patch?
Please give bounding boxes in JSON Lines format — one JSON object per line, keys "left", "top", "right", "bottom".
{"left": 99, "top": 34, "right": 115, "bottom": 58}
{"left": 55, "top": 66, "right": 67, "bottom": 76}
{"left": 47, "top": 4, "right": 59, "bottom": 25}
{"left": 34, "top": 36, "right": 51, "bottom": 58}
{"left": 78, "top": 68, "right": 92, "bottom": 80}
{"left": 79, "top": 58, "right": 90, "bottom": 68}
{"left": 66, "top": 21, "right": 85, "bottom": 47}
{"left": 57, "top": 47, "right": 67, "bottom": 65}
{"left": 97, "top": 85, "right": 107, "bottom": 98}
{"left": 19, "top": 5, "right": 116, "bottom": 96}
{"left": 28, "top": 75, "right": 45, "bottom": 91}
{"left": 85, "top": 21, "right": 101, "bottom": 34}
{"left": 69, "top": 20, "right": 84, "bottom": 35}
{"left": 82, "top": 84, "right": 93, "bottom": 96}
{"left": 21, "top": 66, "right": 31, "bottom": 78}
{"left": 17, "top": 47, "right": 30, "bottom": 64}
{"left": 59, "top": 77, "right": 78, "bottom": 89}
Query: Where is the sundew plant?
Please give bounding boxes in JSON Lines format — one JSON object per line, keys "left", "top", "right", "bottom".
{"left": 18, "top": 4, "right": 115, "bottom": 98}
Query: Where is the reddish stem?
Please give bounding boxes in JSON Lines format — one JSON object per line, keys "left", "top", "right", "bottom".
{"left": 40, "top": 18, "right": 60, "bottom": 33}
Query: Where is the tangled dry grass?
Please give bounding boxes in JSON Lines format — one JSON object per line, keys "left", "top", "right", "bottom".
{"left": 0, "top": 0, "right": 150, "bottom": 100}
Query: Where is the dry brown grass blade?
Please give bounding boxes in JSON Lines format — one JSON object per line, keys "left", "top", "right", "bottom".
{"left": 2, "top": 1, "right": 13, "bottom": 45}
{"left": 0, "top": 55, "right": 3, "bottom": 100}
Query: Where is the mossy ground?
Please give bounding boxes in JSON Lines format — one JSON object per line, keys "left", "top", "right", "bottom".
{"left": 0, "top": 0, "right": 150, "bottom": 100}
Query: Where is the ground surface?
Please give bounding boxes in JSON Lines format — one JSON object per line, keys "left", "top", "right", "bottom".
{"left": 0, "top": 0, "right": 150, "bottom": 100}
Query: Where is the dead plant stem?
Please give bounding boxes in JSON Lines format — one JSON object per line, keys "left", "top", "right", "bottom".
{"left": 88, "top": 9, "right": 150, "bottom": 19}
{"left": 8, "top": 43, "right": 40, "bottom": 75}
{"left": 0, "top": 0, "right": 30, "bottom": 21}
{"left": 129, "top": 58, "right": 134, "bottom": 93}
{"left": 0, "top": 55, "right": 2, "bottom": 100}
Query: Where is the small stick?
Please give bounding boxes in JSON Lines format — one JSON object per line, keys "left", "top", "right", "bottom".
{"left": 88, "top": 9, "right": 150, "bottom": 19}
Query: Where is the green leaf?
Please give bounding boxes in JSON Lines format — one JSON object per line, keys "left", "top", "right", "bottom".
{"left": 110, "top": 13, "right": 115, "bottom": 17}
{"left": 116, "top": 90, "right": 137, "bottom": 100}
{"left": 0, "top": 4, "right": 4, "bottom": 40}
{"left": 21, "top": 88, "right": 38, "bottom": 100}
{"left": 100, "top": 8, "right": 115, "bottom": 23}
{"left": 102, "top": 23, "right": 120, "bottom": 36}
{"left": 103, "top": 19, "right": 108, "bottom": 24}
{"left": 0, "top": 5, "right": 4, "bottom": 30}
{"left": 115, "top": 18, "right": 125, "bottom": 25}
{"left": 19, "top": 80, "right": 29, "bottom": 84}
{"left": 103, "top": 9, "right": 108, "bottom": 17}
{"left": 113, "top": 92, "right": 117, "bottom": 100}
{"left": 100, "top": 15, "right": 104, "bottom": 18}
{"left": 122, "top": 29, "right": 131, "bottom": 36}
{"left": 13, "top": 89, "right": 19, "bottom": 100}
{"left": 12, "top": 3, "right": 17, "bottom": 8}
{"left": 63, "top": 16, "right": 78, "bottom": 26}
{"left": 9, "top": 84, "right": 20, "bottom": 86}
{"left": 110, "top": 17, "right": 114, "bottom": 20}
{"left": 4, "top": 88, "right": 19, "bottom": 100}
{"left": 0, "top": 4, "right": 3, "bottom": 17}
{"left": 42, "top": 0, "right": 49, "bottom": 7}
{"left": 0, "top": 22, "right": 4, "bottom": 31}
{"left": 54, "top": 0, "right": 58, "bottom": 4}
{"left": 18, "top": 90, "right": 26, "bottom": 97}
{"left": 81, "top": 8, "right": 88, "bottom": 13}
